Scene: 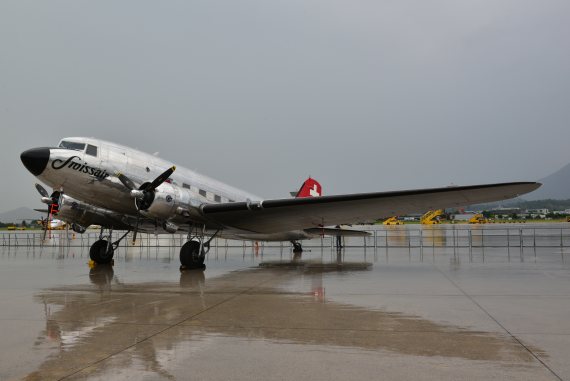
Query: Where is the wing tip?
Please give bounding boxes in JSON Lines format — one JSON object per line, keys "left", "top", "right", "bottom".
{"left": 520, "top": 181, "right": 542, "bottom": 193}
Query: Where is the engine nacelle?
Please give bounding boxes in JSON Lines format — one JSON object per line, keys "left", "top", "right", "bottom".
{"left": 141, "top": 183, "right": 181, "bottom": 220}
{"left": 55, "top": 194, "right": 108, "bottom": 229}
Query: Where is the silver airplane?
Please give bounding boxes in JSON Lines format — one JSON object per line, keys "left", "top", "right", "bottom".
{"left": 21, "top": 137, "right": 540, "bottom": 270}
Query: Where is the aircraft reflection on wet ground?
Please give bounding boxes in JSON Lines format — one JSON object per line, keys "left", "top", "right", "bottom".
{"left": 1, "top": 243, "right": 570, "bottom": 380}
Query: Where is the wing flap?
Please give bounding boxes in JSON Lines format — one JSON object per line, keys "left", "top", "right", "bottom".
{"left": 304, "top": 227, "right": 371, "bottom": 237}
{"left": 201, "top": 182, "right": 540, "bottom": 234}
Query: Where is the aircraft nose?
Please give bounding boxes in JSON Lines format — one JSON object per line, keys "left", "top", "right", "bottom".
{"left": 20, "top": 147, "right": 50, "bottom": 176}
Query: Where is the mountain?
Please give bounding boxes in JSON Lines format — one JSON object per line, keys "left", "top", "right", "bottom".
{"left": 0, "top": 207, "right": 44, "bottom": 223}
{"left": 526, "top": 163, "right": 570, "bottom": 200}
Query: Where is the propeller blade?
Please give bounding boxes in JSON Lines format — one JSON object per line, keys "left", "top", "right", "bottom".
{"left": 35, "top": 183, "right": 49, "bottom": 198}
{"left": 34, "top": 208, "right": 49, "bottom": 213}
{"left": 116, "top": 172, "right": 136, "bottom": 191}
{"left": 132, "top": 214, "right": 140, "bottom": 244}
{"left": 132, "top": 224, "right": 138, "bottom": 244}
{"left": 148, "top": 166, "right": 176, "bottom": 191}
{"left": 42, "top": 215, "right": 49, "bottom": 241}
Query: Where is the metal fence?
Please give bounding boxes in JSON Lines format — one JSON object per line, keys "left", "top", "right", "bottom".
{"left": 2, "top": 225, "right": 570, "bottom": 249}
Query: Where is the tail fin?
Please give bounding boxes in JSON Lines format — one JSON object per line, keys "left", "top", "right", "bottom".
{"left": 295, "top": 177, "right": 322, "bottom": 198}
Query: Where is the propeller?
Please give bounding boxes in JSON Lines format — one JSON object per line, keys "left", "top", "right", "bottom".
{"left": 34, "top": 183, "right": 51, "bottom": 241}
{"left": 115, "top": 166, "right": 176, "bottom": 243}
{"left": 117, "top": 166, "right": 175, "bottom": 208}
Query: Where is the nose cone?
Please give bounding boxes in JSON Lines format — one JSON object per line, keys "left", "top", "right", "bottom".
{"left": 21, "top": 148, "right": 50, "bottom": 176}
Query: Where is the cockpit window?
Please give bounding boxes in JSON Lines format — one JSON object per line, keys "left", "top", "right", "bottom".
{"left": 86, "top": 144, "right": 98, "bottom": 157}
{"left": 59, "top": 141, "right": 86, "bottom": 152}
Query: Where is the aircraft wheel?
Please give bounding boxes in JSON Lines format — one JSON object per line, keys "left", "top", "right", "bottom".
{"left": 180, "top": 240, "right": 206, "bottom": 270}
{"left": 292, "top": 242, "right": 303, "bottom": 253}
{"left": 71, "top": 223, "right": 87, "bottom": 234}
{"left": 90, "top": 239, "right": 114, "bottom": 264}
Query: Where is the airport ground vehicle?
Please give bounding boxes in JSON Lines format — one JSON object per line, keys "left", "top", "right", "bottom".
{"left": 383, "top": 216, "right": 403, "bottom": 225}
{"left": 6, "top": 226, "right": 26, "bottom": 231}
{"left": 469, "top": 214, "right": 489, "bottom": 224}
{"left": 421, "top": 210, "right": 444, "bottom": 225}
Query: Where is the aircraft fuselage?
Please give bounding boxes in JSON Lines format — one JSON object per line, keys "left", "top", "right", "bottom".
{"left": 21, "top": 137, "right": 307, "bottom": 239}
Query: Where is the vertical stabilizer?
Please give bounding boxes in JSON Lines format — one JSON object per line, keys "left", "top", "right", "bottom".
{"left": 295, "top": 177, "right": 322, "bottom": 198}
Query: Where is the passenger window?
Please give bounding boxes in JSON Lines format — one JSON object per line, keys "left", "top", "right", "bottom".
{"left": 199, "top": 189, "right": 207, "bottom": 197}
{"left": 214, "top": 195, "right": 221, "bottom": 202}
{"left": 86, "top": 144, "right": 98, "bottom": 157}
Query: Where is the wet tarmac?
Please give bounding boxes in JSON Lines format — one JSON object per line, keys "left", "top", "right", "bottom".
{"left": 1, "top": 234, "right": 570, "bottom": 380}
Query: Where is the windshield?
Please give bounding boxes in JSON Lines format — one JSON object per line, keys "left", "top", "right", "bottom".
{"left": 59, "top": 141, "right": 86, "bottom": 152}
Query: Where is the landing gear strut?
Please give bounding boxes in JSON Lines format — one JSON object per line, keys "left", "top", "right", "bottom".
{"left": 89, "top": 228, "right": 130, "bottom": 265}
{"left": 180, "top": 225, "right": 218, "bottom": 270}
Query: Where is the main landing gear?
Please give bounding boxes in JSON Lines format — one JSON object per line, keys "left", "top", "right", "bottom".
{"left": 180, "top": 225, "right": 218, "bottom": 271}
{"left": 88, "top": 225, "right": 217, "bottom": 270}
{"left": 89, "top": 228, "right": 130, "bottom": 265}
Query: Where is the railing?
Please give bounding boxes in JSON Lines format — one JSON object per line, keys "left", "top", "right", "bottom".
{"left": 1, "top": 225, "right": 569, "bottom": 249}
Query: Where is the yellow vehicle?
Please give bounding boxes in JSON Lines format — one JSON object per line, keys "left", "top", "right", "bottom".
{"left": 7, "top": 226, "right": 26, "bottom": 230}
{"left": 421, "top": 210, "right": 443, "bottom": 225}
{"left": 567, "top": 216, "right": 570, "bottom": 222}
{"left": 383, "top": 216, "right": 403, "bottom": 225}
{"left": 469, "top": 214, "right": 488, "bottom": 224}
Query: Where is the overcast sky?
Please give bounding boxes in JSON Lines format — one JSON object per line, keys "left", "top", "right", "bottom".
{"left": 1, "top": 0, "right": 569, "bottom": 211}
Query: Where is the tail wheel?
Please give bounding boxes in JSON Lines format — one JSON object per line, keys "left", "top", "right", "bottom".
{"left": 90, "top": 239, "right": 114, "bottom": 264}
{"left": 180, "top": 240, "right": 206, "bottom": 269}
{"left": 71, "top": 223, "right": 87, "bottom": 234}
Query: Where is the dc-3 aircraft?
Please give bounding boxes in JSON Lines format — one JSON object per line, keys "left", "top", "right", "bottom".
{"left": 21, "top": 137, "right": 540, "bottom": 270}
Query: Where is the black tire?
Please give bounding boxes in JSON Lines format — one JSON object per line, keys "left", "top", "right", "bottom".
{"left": 90, "top": 239, "right": 114, "bottom": 264}
{"left": 71, "top": 223, "right": 86, "bottom": 234}
{"left": 180, "top": 240, "right": 206, "bottom": 269}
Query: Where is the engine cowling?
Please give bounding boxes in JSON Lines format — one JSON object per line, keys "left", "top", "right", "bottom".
{"left": 52, "top": 194, "right": 105, "bottom": 230}
{"left": 140, "top": 182, "right": 181, "bottom": 220}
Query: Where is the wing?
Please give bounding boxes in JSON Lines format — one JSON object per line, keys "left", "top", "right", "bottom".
{"left": 201, "top": 182, "right": 540, "bottom": 234}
